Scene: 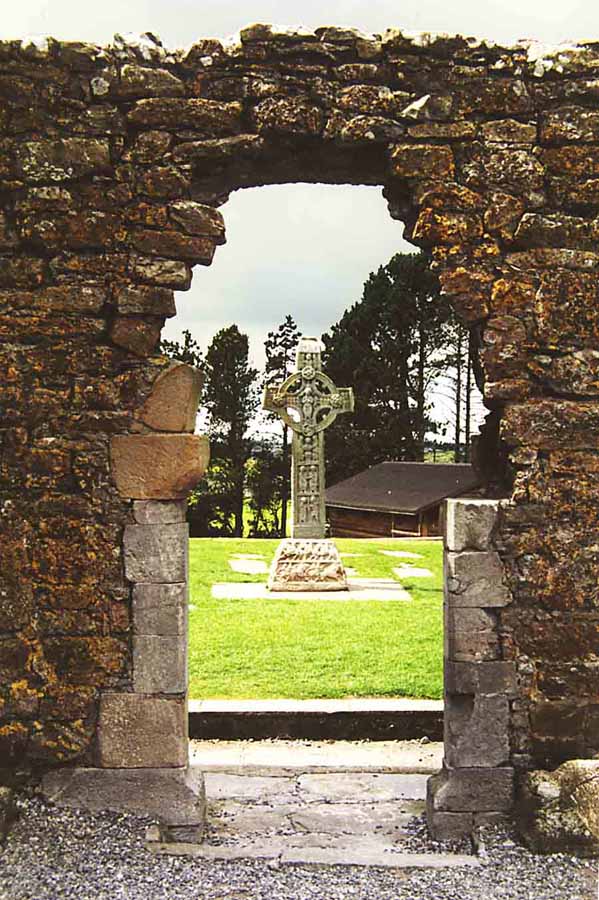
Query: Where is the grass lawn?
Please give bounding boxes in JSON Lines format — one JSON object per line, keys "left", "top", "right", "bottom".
{"left": 188, "top": 537, "right": 443, "bottom": 701}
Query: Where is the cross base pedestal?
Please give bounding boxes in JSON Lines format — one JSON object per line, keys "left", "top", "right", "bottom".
{"left": 267, "top": 539, "right": 348, "bottom": 592}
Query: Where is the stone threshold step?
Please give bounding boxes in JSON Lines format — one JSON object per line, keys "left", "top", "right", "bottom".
{"left": 189, "top": 699, "right": 443, "bottom": 742}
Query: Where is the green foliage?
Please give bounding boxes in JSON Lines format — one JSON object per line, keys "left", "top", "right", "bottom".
{"left": 202, "top": 325, "right": 260, "bottom": 537}
{"left": 188, "top": 537, "right": 443, "bottom": 700}
{"left": 160, "top": 329, "right": 203, "bottom": 368}
{"left": 322, "top": 251, "right": 457, "bottom": 483}
{"left": 263, "top": 315, "right": 300, "bottom": 537}
{"left": 187, "top": 454, "right": 237, "bottom": 536}
{"left": 244, "top": 438, "right": 287, "bottom": 537}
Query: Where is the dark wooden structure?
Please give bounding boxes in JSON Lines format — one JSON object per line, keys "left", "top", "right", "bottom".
{"left": 325, "top": 462, "right": 480, "bottom": 538}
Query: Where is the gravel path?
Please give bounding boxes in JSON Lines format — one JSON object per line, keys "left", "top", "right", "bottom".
{"left": 1, "top": 794, "right": 597, "bottom": 900}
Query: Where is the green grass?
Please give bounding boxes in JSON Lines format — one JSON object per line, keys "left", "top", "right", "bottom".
{"left": 188, "top": 537, "right": 443, "bottom": 701}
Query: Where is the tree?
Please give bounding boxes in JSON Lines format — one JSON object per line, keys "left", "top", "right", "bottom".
{"left": 160, "top": 329, "right": 203, "bottom": 368}
{"left": 203, "top": 325, "right": 259, "bottom": 537}
{"left": 245, "top": 437, "right": 287, "bottom": 537}
{"left": 322, "top": 252, "right": 454, "bottom": 484}
{"left": 263, "top": 315, "right": 300, "bottom": 537}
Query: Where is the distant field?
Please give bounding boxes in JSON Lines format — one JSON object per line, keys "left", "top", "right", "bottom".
{"left": 187, "top": 537, "right": 443, "bottom": 700}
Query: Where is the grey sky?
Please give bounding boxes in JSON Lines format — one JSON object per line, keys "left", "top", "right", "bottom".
{"left": 4, "top": 0, "right": 596, "bottom": 436}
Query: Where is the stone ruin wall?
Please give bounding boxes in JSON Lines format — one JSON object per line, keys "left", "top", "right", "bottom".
{"left": 1, "top": 23, "right": 599, "bottom": 810}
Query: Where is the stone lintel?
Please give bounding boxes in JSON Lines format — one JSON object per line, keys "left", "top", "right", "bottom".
{"left": 97, "top": 693, "right": 187, "bottom": 768}
{"left": 267, "top": 538, "right": 348, "bottom": 592}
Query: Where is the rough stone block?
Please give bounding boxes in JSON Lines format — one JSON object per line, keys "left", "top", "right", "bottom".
{"left": 426, "top": 809, "right": 474, "bottom": 842}
{"left": 123, "top": 523, "right": 188, "bottom": 583}
{"left": 445, "top": 499, "right": 500, "bottom": 552}
{"left": 111, "top": 434, "right": 209, "bottom": 499}
{"left": 446, "top": 608, "right": 500, "bottom": 662}
{"left": 133, "top": 500, "right": 187, "bottom": 525}
{"left": 445, "top": 661, "right": 517, "bottom": 696}
{"left": 138, "top": 362, "right": 203, "bottom": 432}
{"left": 445, "top": 551, "right": 511, "bottom": 607}
{"left": 444, "top": 693, "right": 510, "bottom": 767}
{"left": 133, "top": 634, "right": 186, "bottom": 694}
{"left": 110, "top": 316, "right": 162, "bottom": 356}
{"left": 427, "top": 766, "right": 514, "bottom": 812}
{"left": 42, "top": 765, "right": 205, "bottom": 829}
{"left": 98, "top": 693, "right": 187, "bottom": 768}
{"left": 133, "top": 583, "right": 187, "bottom": 635}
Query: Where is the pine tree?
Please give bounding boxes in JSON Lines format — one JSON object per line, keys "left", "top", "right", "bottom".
{"left": 203, "top": 325, "right": 259, "bottom": 537}
{"left": 263, "top": 315, "right": 300, "bottom": 537}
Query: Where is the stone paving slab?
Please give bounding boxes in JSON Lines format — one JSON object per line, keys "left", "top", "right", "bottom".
{"left": 211, "top": 578, "right": 411, "bottom": 601}
{"left": 380, "top": 550, "right": 423, "bottom": 559}
{"left": 189, "top": 738, "right": 444, "bottom": 774}
{"left": 297, "top": 772, "right": 427, "bottom": 803}
{"left": 392, "top": 566, "right": 434, "bottom": 579}
{"left": 228, "top": 558, "right": 269, "bottom": 574}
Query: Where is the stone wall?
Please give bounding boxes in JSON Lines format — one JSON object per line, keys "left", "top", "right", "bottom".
{"left": 2, "top": 24, "right": 599, "bottom": 832}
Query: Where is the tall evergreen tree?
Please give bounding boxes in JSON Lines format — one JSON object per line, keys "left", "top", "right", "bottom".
{"left": 263, "top": 315, "right": 300, "bottom": 537}
{"left": 160, "top": 329, "right": 203, "bottom": 368}
{"left": 322, "top": 252, "right": 454, "bottom": 484}
{"left": 203, "top": 325, "right": 259, "bottom": 537}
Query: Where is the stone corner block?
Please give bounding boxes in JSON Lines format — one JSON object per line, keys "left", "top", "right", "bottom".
{"left": 444, "top": 693, "right": 510, "bottom": 768}
{"left": 445, "top": 499, "right": 500, "bottom": 552}
{"left": 446, "top": 607, "right": 500, "bottom": 662}
{"left": 133, "top": 499, "right": 187, "bottom": 524}
{"left": 427, "top": 766, "right": 515, "bottom": 813}
{"left": 124, "top": 522, "right": 188, "bottom": 583}
{"left": 445, "top": 660, "right": 518, "bottom": 697}
{"left": 97, "top": 693, "right": 187, "bottom": 768}
{"left": 133, "top": 583, "right": 187, "bottom": 634}
{"left": 138, "top": 362, "right": 203, "bottom": 433}
{"left": 426, "top": 809, "right": 474, "bottom": 842}
{"left": 111, "top": 433, "right": 209, "bottom": 499}
{"left": 445, "top": 550, "right": 512, "bottom": 608}
{"left": 133, "top": 633, "right": 187, "bottom": 694}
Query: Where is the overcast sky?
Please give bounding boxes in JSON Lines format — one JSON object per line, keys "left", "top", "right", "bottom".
{"left": 4, "top": 1, "right": 599, "bottom": 434}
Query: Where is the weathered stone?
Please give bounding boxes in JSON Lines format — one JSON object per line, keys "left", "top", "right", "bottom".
{"left": 427, "top": 810, "right": 473, "bottom": 841}
{"left": 128, "top": 98, "right": 242, "bottom": 133}
{"left": 480, "top": 119, "right": 536, "bottom": 143}
{"left": 168, "top": 202, "right": 225, "bottom": 239}
{"left": 444, "top": 694, "right": 510, "bottom": 767}
{"left": 252, "top": 97, "right": 324, "bottom": 135}
{"left": 43, "top": 765, "right": 205, "bottom": 829}
{"left": 133, "top": 582, "right": 186, "bottom": 634}
{"left": 407, "top": 122, "right": 477, "bottom": 140}
{"left": 412, "top": 209, "right": 482, "bottom": 245}
{"left": 132, "top": 500, "right": 187, "bottom": 525}
{"left": 338, "top": 85, "right": 409, "bottom": 116}
{"left": 131, "top": 229, "right": 217, "bottom": 263}
{"left": 97, "top": 694, "right": 187, "bottom": 767}
{"left": 427, "top": 766, "right": 514, "bottom": 812}
{"left": 445, "top": 551, "right": 511, "bottom": 607}
{"left": 15, "top": 139, "right": 111, "bottom": 182}
{"left": 503, "top": 400, "right": 599, "bottom": 450}
{"left": 446, "top": 607, "right": 500, "bottom": 662}
{"left": 0, "top": 787, "right": 16, "bottom": 842}
{"left": 390, "top": 144, "right": 454, "bottom": 179}
{"left": 115, "top": 285, "right": 176, "bottom": 317}
{"left": 445, "top": 499, "right": 500, "bottom": 551}
{"left": 541, "top": 105, "right": 599, "bottom": 144}
{"left": 137, "top": 165, "right": 190, "bottom": 200}
{"left": 514, "top": 212, "right": 599, "bottom": 250}
{"left": 109, "top": 316, "right": 162, "bottom": 356}
{"left": 123, "top": 522, "right": 188, "bottom": 583}
{"left": 111, "top": 433, "right": 210, "bottom": 499}
{"left": 117, "top": 65, "right": 185, "bottom": 98}
{"left": 518, "top": 760, "right": 599, "bottom": 856}
{"left": 483, "top": 191, "right": 525, "bottom": 240}
{"left": 268, "top": 539, "right": 348, "bottom": 592}
{"left": 134, "top": 634, "right": 186, "bottom": 693}
{"left": 138, "top": 362, "right": 203, "bottom": 432}
{"left": 445, "top": 661, "right": 518, "bottom": 697}
{"left": 129, "top": 255, "right": 192, "bottom": 290}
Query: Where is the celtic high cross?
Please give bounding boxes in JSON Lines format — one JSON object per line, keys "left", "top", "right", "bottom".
{"left": 263, "top": 337, "right": 354, "bottom": 539}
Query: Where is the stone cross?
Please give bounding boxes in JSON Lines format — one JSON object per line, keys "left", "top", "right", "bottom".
{"left": 263, "top": 336, "right": 354, "bottom": 539}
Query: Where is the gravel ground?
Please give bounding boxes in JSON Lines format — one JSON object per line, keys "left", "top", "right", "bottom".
{"left": 1, "top": 794, "right": 597, "bottom": 900}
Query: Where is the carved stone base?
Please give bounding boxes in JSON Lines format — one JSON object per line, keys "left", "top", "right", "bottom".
{"left": 267, "top": 539, "right": 348, "bottom": 592}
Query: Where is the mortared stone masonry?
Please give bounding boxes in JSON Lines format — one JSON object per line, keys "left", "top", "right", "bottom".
{"left": 2, "top": 24, "right": 599, "bottom": 838}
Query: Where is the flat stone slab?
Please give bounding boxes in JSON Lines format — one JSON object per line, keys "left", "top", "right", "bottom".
{"left": 392, "top": 566, "right": 434, "bottom": 579}
{"left": 380, "top": 550, "right": 423, "bottom": 559}
{"left": 228, "top": 558, "right": 269, "bottom": 574}
{"left": 297, "top": 772, "right": 427, "bottom": 803}
{"left": 189, "top": 738, "right": 444, "bottom": 774}
{"left": 211, "top": 578, "right": 411, "bottom": 601}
